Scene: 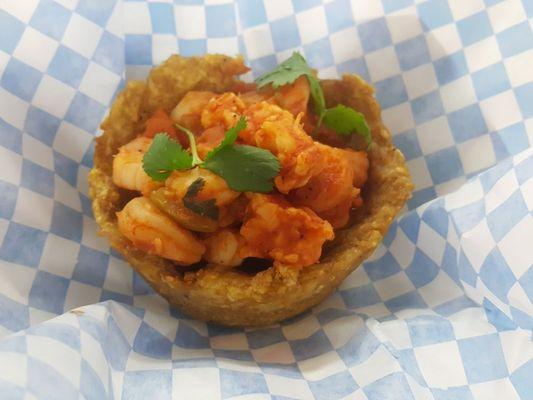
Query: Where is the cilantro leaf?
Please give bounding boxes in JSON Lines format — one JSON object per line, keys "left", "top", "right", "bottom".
{"left": 142, "top": 133, "right": 193, "bottom": 181}
{"left": 322, "top": 105, "right": 371, "bottom": 146}
{"left": 203, "top": 145, "right": 280, "bottom": 193}
{"left": 205, "top": 116, "right": 247, "bottom": 159}
{"left": 256, "top": 52, "right": 312, "bottom": 89}
{"left": 182, "top": 178, "right": 219, "bottom": 220}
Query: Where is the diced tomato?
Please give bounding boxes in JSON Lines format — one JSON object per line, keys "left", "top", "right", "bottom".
{"left": 142, "top": 109, "right": 188, "bottom": 146}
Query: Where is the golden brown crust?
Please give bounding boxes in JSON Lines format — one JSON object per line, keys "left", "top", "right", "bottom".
{"left": 89, "top": 54, "right": 413, "bottom": 326}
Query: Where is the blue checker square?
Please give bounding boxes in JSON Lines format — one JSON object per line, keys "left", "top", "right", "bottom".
{"left": 93, "top": 32, "right": 124, "bottom": 75}
{"left": 0, "top": 293, "right": 29, "bottom": 332}
{"left": 100, "top": 289, "right": 133, "bottom": 306}
{"left": 50, "top": 202, "right": 83, "bottom": 242}
{"left": 174, "top": 322, "right": 209, "bottom": 349}
{"left": 472, "top": 63, "right": 510, "bottom": 100}
{"left": 374, "top": 75, "right": 408, "bottom": 109}
{"left": 486, "top": 190, "right": 528, "bottom": 241}
{"left": 447, "top": 104, "right": 488, "bottom": 143}
{"left": 395, "top": 35, "right": 430, "bottom": 71}
{"left": 407, "top": 315, "right": 455, "bottom": 346}
{"left": 206, "top": 5, "right": 236, "bottom": 37}
{"left": 457, "top": 11, "right": 493, "bottom": 46}
{"left": 405, "top": 249, "right": 440, "bottom": 288}
{"left": 81, "top": 360, "right": 107, "bottom": 400}
{"left": 292, "top": 0, "right": 322, "bottom": 12}
{"left": 29, "top": 0, "right": 71, "bottom": 40}
{"left": 76, "top": 0, "right": 115, "bottom": 27}
{"left": 337, "top": 58, "right": 370, "bottom": 82}
{"left": 432, "top": 386, "right": 474, "bottom": 400}
{"left": 125, "top": 34, "right": 152, "bottom": 65}
{"left": 220, "top": 369, "right": 268, "bottom": 399}
{"left": 1, "top": 58, "right": 42, "bottom": 102}
{"left": 250, "top": 55, "right": 278, "bottom": 79}
{"left": 0, "top": 119, "right": 22, "bottom": 154}
{"left": 28, "top": 357, "right": 78, "bottom": 399}
{"left": 122, "top": 371, "right": 172, "bottom": 400}
{"left": 410, "top": 90, "right": 445, "bottom": 124}
{"left": 21, "top": 159, "right": 54, "bottom": 198}
{"left": 289, "top": 330, "right": 333, "bottom": 361}
{"left": 325, "top": 0, "right": 353, "bottom": 33}
{"left": 247, "top": 327, "right": 285, "bottom": 349}
{"left": 357, "top": 18, "right": 392, "bottom": 52}
{"left": 0, "top": 10, "right": 25, "bottom": 53}
{"left": 340, "top": 283, "right": 381, "bottom": 309}
{"left": 308, "top": 371, "right": 358, "bottom": 400}
{"left": 0, "top": 180, "right": 18, "bottom": 219}
{"left": 393, "top": 129, "right": 423, "bottom": 160}
{"left": 511, "top": 360, "right": 533, "bottom": 400}
{"left": 364, "top": 252, "right": 401, "bottom": 281}
{"left": 48, "top": 45, "right": 90, "bottom": 88}
{"left": 65, "top": 92, "right": 107, "bottom": 133}
{"left": 497, "top": 22, "right": 533, "bottom": 57}
{"left": 408, "top": 187, "right": 437, "bottom": 209}
{"left": 133, "top": 322, "right": 173, "bottom": 359}
{"left": 29, "top": 271, "right": 70, "bottom": 314}
{"left": 426, "top": 146, "right": 464, "bottom": 184}
{"left": 148, "top": 3, "right": 176, "bottom": 34}
{"left": 458, "top": 334, "right": 509, "bottom": 383}
{"left": 72, "top": 246, "right": 109, "bottom": 287}
{"left": 177, "top": 39, "right": 207, "bottom": 57}
{"left": 338, "top": 326, "right": 381, "bottom": 366}
{"left": 0, "top": 223, "right": 47, "bottom": 268}
{"left": 514, "top": 82, "right": 533, "bottom": 118}
{"left": 54, "top": 151, "right": 79, "bottom": 187}
{"left": 270, "top": 16, "right": 301, "bottom": 52}
{"left": 25, "top": 106, "right": 60, "bottom": 147}
{"left": 385, "top": 291, "right": 427, "bottom": 313}
{"left": 304, "top": 37, "right": 335, "bottom": 69}
{"left": 382, "top": 0, "right": 414, "bottom": 13}
{"left": 417, "top": 0, "right": 453, "bottom": 30}
{"left": 237, "top": 0, "right": 267, "bottom": 29}
{"left": 434, "top": 51, "right": 468, "bottom": 85}
{"left": 364, "top": 372, "right": 415, "bottom": 400}
{"left": 497, "top": 122, "right": 530, "bottom": 155}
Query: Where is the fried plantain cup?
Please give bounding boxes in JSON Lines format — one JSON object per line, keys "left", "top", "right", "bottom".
{"left": 89, "top": 54, "right": 413, "bottom": 326}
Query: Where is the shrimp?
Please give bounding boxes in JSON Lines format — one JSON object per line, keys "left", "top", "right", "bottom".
{"left": 112, "top": 136, "right": 161, "bottom": 196}
{"left": 117, "top": 197, "right": 205, "bottom": 265}
{"left": 171, "top": 91, "right": 216, "bottom": 132}
{"left": 240, "top": 194, "right": 334, "bottom": 268}
{"left": 203, "top": 228, "right": 249, "bottom": 267}
{"left": 273, "top": 75, "right": 310, "bottom": 117}
{"left": 201, "top": 92, "right": 246, "bottom": 130}
{"left": 196, "top": 125, "right": 226, "bottom": 159}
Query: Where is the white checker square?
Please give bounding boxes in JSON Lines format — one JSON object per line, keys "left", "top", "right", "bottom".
{"left": 416, "top": 116, "right": 455, "bottom": 155}
{"left": 355, "top": 303, "right": 391, "bottom": 320}
{"left": 350, "top": 0, "right": 384, "bottom": 21}
{"left": 266, "top": 374, "right": 313, "bottom": 400}
{"left": 142, "top": 312, "right": 179, "bottom": 342}
{"left": 82, "top": 216, "right": 110, "bottom": 253}
{"left": 403, "top": 64, "right": 438, "bottom": 99}
{"left": 126, "top": 352, "right": 172, "bottom": 371}
{"left": 12, "top": 188, "right": 54, "bottom": 232}
{"left": 79, "top": 62, "right": 121, "bottom": 105}
{"left": 458, "top": 135, "right": 496, "bottom": 175}
{"left": 500, "top": 330, "right": 533, "bottom": 374}
{"left": 464, "top": 36, "right": 502, "bottom": 73}
{"left": 415, "top": 341, "right": 468, "bottom": 387}
{"left": 124, "top": 1, "right": 152, "bottom": 34}
{"left": 173, "top": 368, "right": 220, "bottom": 400}
{"left": 381, "top": 103, "right": 415, "bottom": 135}
{"left": 174, "top": 6, "right": 206, "bottom": 39}
{"left": 206, "top": 38, "right": 239, "bottom": 56}
{"left": 318, "top": 66, "right": 339, "bottom": 79}
{"left": 13, "top": 27, "right": 58, "bottom": 72}
{"left": 216, "top": 358, "right": 262, "bottom": 374}
{"left": 374, "top": 271, "right": 416, "bottom": 301}
{"left": 440, "top": 75, "right": 477, "bottom": 113}
{"left": 39, "top": 233, "right": 80, "bottom": 279}
{"left": 53, "top": 121, "right": 93, "bottom": 163}
{"left": 32, "top": 75, "right": 76, "bottom": 118}
{"left": 436, "top": 176, "right": 467, "bottom": 197}
{"left": 0, "top": 147, "right": 22, "bottom": 186}
{"left": 419, "top": 272, "right": 463, "bottom": 308}
{"left": 55, "top": 176, "right": 81, "bottom": 212}
{"left": 54, "top": 0, "right": 78, "bottom": 10}
{"left": 365, "top": 47, "right": 401, "bottom": 82}
{"left": 386, "top": 6, "right": 423, "bottom": 42}
{"left": 323, "top": 315, "right": 364, "bottom": 349}
{"left": 426, "top": 24, "right": 462, "bottom": 61}
{"left": 0, "top": 352, "right": 27, "bottom": 388}
{"left": 480, "top": 90, "right": 522, "bottom": 130}
{"left": 0, "top": 219, "right": 9, "bottom": 247}
{"left": 125, "top": 65, "right": 151, "bottom": 80}
{"left": 62, "top": 13, "right": 103, "bottom": 59}
{"left": 0, "top": 87, "right": 29, "bottom": 130}
{"left": 242, "top": 25, "right": 275, "bottom": 60}
{"left": 0, "top": 51, "right": 9, "bottom": 75}
{"left": 470, "top": 379, "right": 521, "bottom": 400}
{"left": 448, "top": 308, "right": 497, "bottom": 340}
{"left": 295, "top": 7, "right": 328, "bottom": 44}
{"left": 461, "top": 220, "right": 496, "bottom": 271}
{"left": 77, "top": 165, "right": 90, "bottom": 197}
{"left": 498, "top": 217, "right": 533, "bottom": 278}
{"left": 378, "top": 319, "right": 412, "bottom": 350}
{"left": 445, "top": 179, "right": 484, "bottom": 210}
{"left": 508, "top": 282, "right": 532, "bottom": 315}
{"left": 282, "top": 315, "right": 321, "bottom": 340}
{"left": 298, "top": 351, "right": 346, "bottom": 381}
{"left": 103, "top": 256, "right": 132, "bottom": 295}
{"left": 339, "top": 263, "right": 371, "bottom": 290}
{"left": 419, "top": 221, "right": 446, "bottom": 265}
{"left": 504, "top": 49, "right": 533, "bottom": 87}
{"left": 522, "top": 169, "right": 533, "bottom": 212}
{"left": 152, "top": 35, "right": 179, "bottom": 65}
{"left": 2, "top": 0, "right": 39, "bottom": 23}
{"left": 80, "top": 331, "right": 109, "bottom": 395}
{"left": 105, "top": 0, "right": 123, "bottom": 38}
{"left": 330, "top": 27, "right": 363, "bottom": 64}
{"left": 29, "top": 307, "right": 56, "bottom": 326}
{"left": 0, "top": 261, "right": 36, "bottom": 304}
{"left": 389, "top": 229, "right": 416, "bottom": 268}
{"left": 448, "top": 0, "right": 485, "bottom": 20}
{"left": 406, "top": 157, "right": 433, "bottom": 190}
{"left": 64, "top": 281, "right": 102, "bottom": 311}
{"left": 210, "top": 333, "right": 248, "bottom": 351}
{"left": 22, "top": 134, "right": 53, "bottom": 170}
{"left": 110, "top": 302, "right": 142, "bottom": 346}
{"left": 487, "top": 0, "right": 527, "bottom": 34}
{"left": 264, "top": 0, "right": 294, "bottom": 21}
{"left": 251, "top": 342, "right": 295, "bottom": 364}
{"left": 350, "top": 346, "right": 402, "bottom": 387}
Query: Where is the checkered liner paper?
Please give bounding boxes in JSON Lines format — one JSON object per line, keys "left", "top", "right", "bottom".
{"left": 0, "top": 0, "right": 532, "bottom": 399}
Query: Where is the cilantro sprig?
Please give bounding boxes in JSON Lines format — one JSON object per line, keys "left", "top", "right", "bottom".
{"left": 256, "top": 52, "right": 371, "bottom": 146}
{"left": 142, "top": 117, "right": 281, "bottom": 193}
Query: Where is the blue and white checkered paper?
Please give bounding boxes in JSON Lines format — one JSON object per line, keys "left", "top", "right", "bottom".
{"left": 0, "top": 0, "right": 532, "bottom": 399}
